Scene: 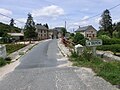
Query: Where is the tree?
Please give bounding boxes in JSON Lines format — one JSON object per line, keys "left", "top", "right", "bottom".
{"left": 10, "top": 18, "right": 14, "bottom": 27}
{"left": 73, "top": 32, "right": 86, "bottom": 45}
{"left": 61, "top": 28, "right": 67, "bottom": 37}
{"left": 113, "top": 22, "right": 120, "bottom": 38}
{"left": 10, "top": 18, "right": 15, "bottom": 33}
{"left": 24, "top": 13, "right": 37, "bottom": 43}
{"left": 43, "top": 23, "right": 49, "bottom": 29}
{"left": 100, "top": 9, "right": 113, "bottom": 37}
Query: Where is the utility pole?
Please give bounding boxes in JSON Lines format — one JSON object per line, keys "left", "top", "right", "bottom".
{"left": 65, "top": 21, "right": 66, "bottom": 30}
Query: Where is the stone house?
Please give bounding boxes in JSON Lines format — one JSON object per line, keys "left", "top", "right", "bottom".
{"left": 54, "top": 27, "right": 64, "bottom": 38}
{"left": 75, "top": 25, "right": 97, "bottom": 39}
{"left": 35, "top": 24, "right": 49, "bottom": 40}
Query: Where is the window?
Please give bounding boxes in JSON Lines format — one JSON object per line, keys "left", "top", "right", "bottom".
{"left": 87, "top": 34, "right": 89, "bottom": 37}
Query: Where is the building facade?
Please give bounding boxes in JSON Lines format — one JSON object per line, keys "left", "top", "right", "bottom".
{"left": 75, "top": 25, "right": 97, "bottom": 39}
{"left": 36, "top": 24, "right": 49, "bottom": 40}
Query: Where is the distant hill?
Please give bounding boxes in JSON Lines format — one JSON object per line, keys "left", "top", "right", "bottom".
{"left": 0, "top": 22, "right": 21, "bottom": 33}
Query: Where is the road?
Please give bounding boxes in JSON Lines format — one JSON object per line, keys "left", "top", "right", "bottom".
{"left": 0, "top": 39, "right": 117, "bottom": 90}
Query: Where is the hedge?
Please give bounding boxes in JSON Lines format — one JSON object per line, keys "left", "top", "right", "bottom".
{"left": 101, "top": 38, "right": 120, "bottom": 45}
{"left": 97, "top": 44, "right": 120, "bottom": 53}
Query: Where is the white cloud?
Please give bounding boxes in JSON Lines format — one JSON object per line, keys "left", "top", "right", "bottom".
{"left": 0, "top": 8, "right": 12, "bottom": 24}
{"left": 0, "top": 8, "right": 12, "bottom": 15}
{"left": 113, "top": 19, "right": 120, "bottom": 23}
{"left": 15, "top": 18, "right": 26, "bottom": 28}
{"left": 72, "top": 16, "right": 90, "bottom": 27}
{"left": 32, "top": 5, "right": 65, "bottom": 18}
{"left": 82, "top": 16, "right": 89, "bottom": 20}
{"left": 95, "top": 17, "right": 101, "bottom": 23}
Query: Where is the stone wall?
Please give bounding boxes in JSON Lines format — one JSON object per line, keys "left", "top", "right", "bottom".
{"left": 0, "top": 45, "right": 6, "bottom": 59}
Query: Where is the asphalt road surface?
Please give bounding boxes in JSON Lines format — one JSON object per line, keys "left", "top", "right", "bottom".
{"left": 0, "top": 39, "right": 117, "bottom": 90}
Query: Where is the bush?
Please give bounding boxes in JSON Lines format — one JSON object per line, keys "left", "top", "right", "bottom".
{"left": 0, "top": 58, "right": 7, "bottom": 67}
{"left": 97, "top": 44, "right": 120, "bottom": 54}
{"left": 98, "top": 35, "right": 111, "bottom": 39}
{"left": 73, "top": 32, "right": 87, "bottom": 45}
{"left": 98, "top": 38, "right": 120, "bottom": 45}
{"left": 5, "top": 57, "right": 11, "bottom": 61}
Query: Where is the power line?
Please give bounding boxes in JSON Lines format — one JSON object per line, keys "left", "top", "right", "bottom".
{"left": 0, "top": 13, "right": 25, "bottom": 23}
{"left": 78, "top": 3, "right": 120, "bottom": 22}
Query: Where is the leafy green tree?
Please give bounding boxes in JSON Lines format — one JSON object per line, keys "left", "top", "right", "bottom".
{"left": 73, "top": 32, "right": 86, "bottom": 45}
{"left": 24, "top": 13, "right": 37, "bottom": 43}
{"left": 10, "top": 18, "right": 14, "bottom": 27}
{"left": 10, "top": 18, "right": 15, "bottom": 33}
{"left": 61, "top": 28, "right": 67, "bottom": 37}
{"left": 100, "top": 9, "right": 113, "bottom": 37}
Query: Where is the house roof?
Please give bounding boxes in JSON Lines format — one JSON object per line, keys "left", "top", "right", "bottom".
{"left": 8, "top": 33, "right": 24, "bottom": 36}
{"left": 54, "top": 27, "right": 64, "bottom": 32}
{"left": 36, "top": 24, "right": 48, "bottom": 30}
{"left": 76, "top": 25, "right": 97, "bottom": 32}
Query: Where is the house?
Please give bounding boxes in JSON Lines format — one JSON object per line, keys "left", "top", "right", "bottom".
{"left": 54, "top": 27, "right": 64, "bottom": 38}
{"left": 48, "top": 29, "right": 58, "bottom": 39}
{"left": 35, "top": 24, "right": 49, "bottom": 40}
{"left": 8, "top": 33, "right": 24, "bottom": 41}
{"left": 75, "top": 25, "right": 97, "bottom": 39}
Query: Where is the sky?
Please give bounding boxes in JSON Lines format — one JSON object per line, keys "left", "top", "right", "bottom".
{"left": 0, "top": 0, "right": 120, "bottom": 32}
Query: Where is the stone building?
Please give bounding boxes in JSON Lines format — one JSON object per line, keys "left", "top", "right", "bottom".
{"left": 75, "top": 25, "right": 97, "bottom": 39}
{"left": 35, "top": 24, "right": 49, "bottom": 40}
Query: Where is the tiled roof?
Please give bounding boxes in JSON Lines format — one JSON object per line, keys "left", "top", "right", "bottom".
{"left": 76, "top": 25, "right": 96, "bottom": 32}
{"left": 8, "top": 33, "right": 24, "bottom": 36}
{"left": 36, "top": 25, "right": 47, "bottom": 30}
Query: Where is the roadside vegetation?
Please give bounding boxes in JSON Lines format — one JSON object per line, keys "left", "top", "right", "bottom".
{"left": 69, "top": 49, "right": 120, "bottom": 85}
{"left": 0, "top": 57, "right": 12, "bottom": 67}
{"left": 6, "top": 44, "right": 26, "bottom": 54}
{"left": 0, "top": 58, "right": 7, "bottom": 67}
{"left": 97, "top": 35, "right": 120, "bottom": 55}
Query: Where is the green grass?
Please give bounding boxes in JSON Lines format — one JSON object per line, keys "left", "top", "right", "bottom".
{"left": 70, "top": 51, "right": 120, "bottom": 85}
{"left": 6, "top": 44, "right": 26, "bottom": 54}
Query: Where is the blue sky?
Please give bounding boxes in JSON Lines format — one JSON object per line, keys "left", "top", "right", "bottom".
{"left": 0, "top": 0, "right": 120, "bottom": 32}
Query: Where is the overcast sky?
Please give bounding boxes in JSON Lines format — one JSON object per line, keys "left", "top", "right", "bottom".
{"left": 0, "top": 0, "right": 120, "bottom": 32}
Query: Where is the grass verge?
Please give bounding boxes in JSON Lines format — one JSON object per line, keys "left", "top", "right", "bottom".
{"left": 6, "top": 44, "right": 26, "bottom": 54}
{"left": 69, "top": 50, "right": 120, "bottom": 85}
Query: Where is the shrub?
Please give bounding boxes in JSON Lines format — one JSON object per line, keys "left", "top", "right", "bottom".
{"left": 73, "top": 32, "right": 87, "bottom": 45}
{"left": 0, "top": 58, "right": 7, "bottom": 67}
{"left": 98, "top": 35, "right": 111, "bottom": 39}
{"left": 97, "top": 44, "right": 120, "bottom": 54}
{"left": 98, "top": 38, "right": 120, "bottom": 45}
{"left": 5, "top": 57, "right": 11, "bottom": 61}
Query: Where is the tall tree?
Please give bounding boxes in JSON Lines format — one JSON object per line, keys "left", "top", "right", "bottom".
{"left": 24, "top": 13, "right": 37, "bottom": 43}
{"left": 10, "top": 18, "right": 15, "bottom": 32}
{"left": 114, "top": 22, "right": 120, "bottom": 38}
{"left": 61, "top": 27, "right": 67, "bottom": 37}
{"left": 43, "top": 23, "right": 49, "bottom": 29}
{"left": 10, "top": 18, "right": 14, "bottom": 27}
{"left": 100, "top": 9, "right": 113, "bottom": 37}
